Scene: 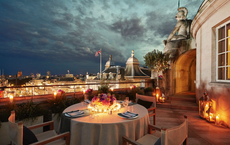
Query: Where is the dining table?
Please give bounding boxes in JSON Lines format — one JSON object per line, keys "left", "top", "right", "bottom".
{"left": 60, "top": 102, "right": 150, "bottom": 145}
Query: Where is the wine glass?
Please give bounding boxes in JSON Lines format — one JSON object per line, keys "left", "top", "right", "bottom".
{"left": 123, "top": 99, "right": 129, "bottom": 112}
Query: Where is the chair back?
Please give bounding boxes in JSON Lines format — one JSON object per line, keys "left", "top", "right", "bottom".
{"left": 136, "top": 93, "right": 156, "bottom": 107}
{"left": 8, "top": 111, "right": 23, "bottom": 145}
{"left": 161, "top": 116, "right": 188, "bottom": 145}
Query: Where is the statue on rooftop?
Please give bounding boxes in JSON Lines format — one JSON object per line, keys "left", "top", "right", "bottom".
{"left": 163, "top": 7, "right": 192, "bottom": 58}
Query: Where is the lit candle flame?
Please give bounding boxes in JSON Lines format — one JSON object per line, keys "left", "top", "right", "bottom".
{"left": 9, "top": 95, "right": 13, "bottom": 103}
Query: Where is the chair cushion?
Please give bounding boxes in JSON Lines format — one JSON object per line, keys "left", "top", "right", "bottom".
{"left": 154, "top": 137, "right": 161, "bottom": 145}
{"left": 137, "top": 134, "right": 159, "bottom": 145}
{"left": 23, "top": 126, "right": 38, "bottom": 145}
{"left": 137, "top": 99, "right": 153, "bottom": 109}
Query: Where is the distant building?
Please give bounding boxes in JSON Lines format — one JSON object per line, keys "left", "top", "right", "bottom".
{"left": 36, "top": 73, "right": 41, "bottom": 79}
{"left": 47, "top": 71, "right": 51, "bottom": 76}
{"left": 125, "top": 50, "right": 150, "bottom": 80}
{"left": 66, "top": 74, "right": 73, "bottom": 78}
{"left": 86, "top": 50, "right": 151, "bottom": 90}
{"left": 18, "top": 71, "right": 22, "bottom": 77}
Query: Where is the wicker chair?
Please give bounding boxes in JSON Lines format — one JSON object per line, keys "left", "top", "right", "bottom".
{"left": 136, "top": 93, "right": 156, "bottom": 125}
{"left": 8, "top": 111, "right": 70, "bottom": 145}
{"left": 122, "top": 115, "right": 188, "bottom": 145}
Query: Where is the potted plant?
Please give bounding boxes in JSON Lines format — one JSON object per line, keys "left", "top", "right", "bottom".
{"left": 16, "top": 100, "right": 44, "bottom": 134}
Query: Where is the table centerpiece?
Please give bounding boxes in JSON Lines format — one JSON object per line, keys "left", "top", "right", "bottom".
{"left": 87, "top": 93, "right": 121, "bottom": 113}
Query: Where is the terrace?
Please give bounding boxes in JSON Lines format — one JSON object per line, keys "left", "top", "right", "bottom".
{"left": 1, "top": 82, "right": 230, "bottom": 145}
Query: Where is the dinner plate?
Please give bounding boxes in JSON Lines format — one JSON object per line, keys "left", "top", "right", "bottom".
{"left": 117, "top": 113, "right": 138, "bottom": 119}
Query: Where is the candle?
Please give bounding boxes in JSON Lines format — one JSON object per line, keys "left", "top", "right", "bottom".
{"left": 216, "top": 114, "right": 220, "bottom": 125}
{"left": 205, "top": 113, "right": 208, "bottom": 118}
{"left": 54, "top": 92, "right": 57, "bottom": 98}
{"left": 156, "top": 94, "right": 159, "bottom": 102}
{"left": 204, "top": 103, "right": 209, "bottom": 118}
{"left": 111, "top": 88, "right": 114, "bottom": 91}
{"left": 9, "top": 95, "right": 13, "bottom": 103}
{"left": 83, "top": 89, "right": 85, "bottom": 94}
{"left": 130, "top": 86, "right": 132, "bottom": 90}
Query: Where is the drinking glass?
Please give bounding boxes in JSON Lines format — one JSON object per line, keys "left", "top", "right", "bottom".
{"left": 123, "top": 100, "right": 129, "bottom": 112}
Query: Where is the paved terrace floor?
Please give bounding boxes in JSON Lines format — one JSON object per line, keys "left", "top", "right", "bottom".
{"left": 152, "top": 107, "right": 230, "bottom": 145}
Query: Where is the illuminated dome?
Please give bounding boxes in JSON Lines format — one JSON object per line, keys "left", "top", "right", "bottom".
{"left": 125, "top": 50, "right": 149, "bottom": 79}
{"left": 126, "top": 50, "right": 139, "bottom": 65}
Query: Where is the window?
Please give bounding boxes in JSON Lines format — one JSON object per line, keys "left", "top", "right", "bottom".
{"left": 216, "top": 22, "right": 230, "bottom": 81}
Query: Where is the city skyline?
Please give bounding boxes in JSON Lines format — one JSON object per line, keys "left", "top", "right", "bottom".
{"left": 0, "top": 0, "right": 203, "bottom": 75}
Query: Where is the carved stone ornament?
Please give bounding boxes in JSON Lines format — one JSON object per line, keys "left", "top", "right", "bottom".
{"left": 163, "top": 7, "right": 194, "bottom": 58}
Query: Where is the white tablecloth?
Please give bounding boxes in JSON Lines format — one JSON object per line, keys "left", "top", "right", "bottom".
{"left": 62, "top": 103, "right": 150, "bottom": 145}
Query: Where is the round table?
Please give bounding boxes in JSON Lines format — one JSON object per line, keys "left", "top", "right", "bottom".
{"left": 62, "top": 103, "right": 150, "bottom": 145}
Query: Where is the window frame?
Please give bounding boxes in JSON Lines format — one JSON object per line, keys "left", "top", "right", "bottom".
{"left": 216, "top": 21, "right": 230, "bottom": 82}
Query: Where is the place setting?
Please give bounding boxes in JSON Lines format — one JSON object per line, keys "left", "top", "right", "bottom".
{"left": 117, "top": 97, "right": 138, "bottom": 119}
{"left": 64, "top": 110, "right": 85, "bottom": 118}
{"left": 118, "top": 111, "right": 138, "bottom": 119}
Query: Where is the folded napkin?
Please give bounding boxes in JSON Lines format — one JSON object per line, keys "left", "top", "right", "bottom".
{"left": 124, "top": 111, "right": 138, "bottom": 117}
{"left": 118, "top": 111, "right": 138, "bottom": 118}
{"left": 65, "top": 110, "right": 84, "bottom": 117}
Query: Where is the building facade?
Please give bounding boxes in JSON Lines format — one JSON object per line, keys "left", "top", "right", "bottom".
{"left": 191, "top": 0, "right": 230, "bottom": 126}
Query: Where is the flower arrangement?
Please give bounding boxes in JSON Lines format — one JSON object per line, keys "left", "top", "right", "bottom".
{"left": 158, "top": 75, "right": 163, "bottom": 80}
{"left": 132, "top": 85, "right": 136, "bottom": 89}
{"left": 91, "top": 93, "right": 116, "bottom": 107}
{"left": 57, "top": 89, "right": 65, "bottom": 95}
{"left": 86, "top": 88, "right": 93, "bottom": 94}
{"left": 88, "top": 93, "right": 120, "bottom": 112}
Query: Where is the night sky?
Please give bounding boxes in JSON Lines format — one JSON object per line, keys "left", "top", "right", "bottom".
{"left": 0, "top": 0, "right": 203, "bottom": 76}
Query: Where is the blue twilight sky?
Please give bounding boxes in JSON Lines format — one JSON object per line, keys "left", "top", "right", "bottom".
{"left": 0, "top": 0, "right": 203, "bottom": 76}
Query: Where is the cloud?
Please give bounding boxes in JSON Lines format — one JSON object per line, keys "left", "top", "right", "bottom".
{"left": 145, "top": 11, "right": 177, "bottom": 38}
{"left": 110, "top": 18, "right": 145, "bottom": 40}
{"left": 0, "top": 0, "right": 204, "bottom": 75}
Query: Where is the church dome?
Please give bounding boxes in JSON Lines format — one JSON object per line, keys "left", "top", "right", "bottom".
{"left": 126, "top": 50, "right": 139, "bottom": 65}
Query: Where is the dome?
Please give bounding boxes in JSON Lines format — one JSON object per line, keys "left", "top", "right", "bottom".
{"left": 105, "top": 55, "right": 115, "bottom": 69}
{"left": 126, "top": 50, "right": 139, "bottom": 65}
{"left": 125, "top": 50, "right": 149, "bottom": 78}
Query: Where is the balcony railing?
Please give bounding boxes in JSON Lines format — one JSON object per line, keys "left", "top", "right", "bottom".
{"left": 0, "top": 81, "right": 152, "bottom": 104}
